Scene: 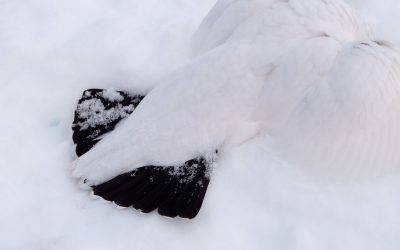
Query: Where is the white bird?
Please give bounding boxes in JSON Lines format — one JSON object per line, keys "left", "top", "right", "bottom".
{"left": 71, "top": 0, "right": 400, "bottom": 218}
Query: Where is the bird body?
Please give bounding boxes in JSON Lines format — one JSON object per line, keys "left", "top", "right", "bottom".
{"left": 72, "top": 0, "right": 400, "bottom": 217}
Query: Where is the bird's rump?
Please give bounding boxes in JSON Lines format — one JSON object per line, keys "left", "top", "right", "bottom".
{"left": 72, "top": 88, "right": 216, "bottom": 218}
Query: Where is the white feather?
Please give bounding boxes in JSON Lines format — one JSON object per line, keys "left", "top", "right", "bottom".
{"left": 265, "top": 40, "right": 400, "bottom": 180}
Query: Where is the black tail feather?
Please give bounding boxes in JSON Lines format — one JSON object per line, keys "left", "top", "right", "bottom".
{"left": 157, "top": 159, "right": 210, "bottom": 219}
{"left": 72, "top": 88, "right": 213, "bottom": 219}
{"left": 182, "top": 166, "right": 210, "bottom": 218}
{"left": 113, "top": 168, "right": 166, "bottom": 207}
{"left": 91, "top": 158, "right": 212, "bottom": 219}
{"left": 132, "top": 176, "right": 178, "bottom": 213}
{"left": 72, "top": 88, "right": 144, "bottom": 157}
{"left": 176, "top": 174, "right": 210, "bottom": 219}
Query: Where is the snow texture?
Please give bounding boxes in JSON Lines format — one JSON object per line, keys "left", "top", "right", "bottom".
{"left": 72, "top": 89, "right": 144, "bottom": 157}
{"left": 2, "top": 0, "right": 400, "bottom": 250}
{"left": 75, "top": 90, "right": 135, "bottom": 131}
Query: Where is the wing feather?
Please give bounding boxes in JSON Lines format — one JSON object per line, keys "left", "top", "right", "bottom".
{"left": 273, "top": 40, "right": 400, "bottom": 180}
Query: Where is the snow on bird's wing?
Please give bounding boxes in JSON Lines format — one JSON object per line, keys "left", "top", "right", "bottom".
{"left": 272, "top": 40, "right": 400, "bottom": 180}
{"left": 72, "top": 89, "right": 144, "bottom": 156}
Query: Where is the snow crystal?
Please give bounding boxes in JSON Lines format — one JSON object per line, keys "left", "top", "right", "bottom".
{"left": 76, "top": 99, "right": 135, "bottom": 130}
{"left": 166, "top": 158, "right": 212, "bottom": 186}
{"left": 102, "top": 88, "right": 124, "bottom": 102}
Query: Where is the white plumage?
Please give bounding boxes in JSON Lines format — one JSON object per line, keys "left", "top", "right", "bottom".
{"left": 73, "top": 0, "right": 400, "bottom": 185}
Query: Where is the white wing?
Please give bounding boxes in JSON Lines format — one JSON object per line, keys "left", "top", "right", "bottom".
{"left": 192, "top": 0, "right": 260, "bottom": 55}
{"left": 192, "top": 0, "right": 372, "bottom": 56}
{"left": 252, "top": 36, "right": 343, "bottom": 130}
{"left": 269, "top": 40, "right": 400, "bottom": 180}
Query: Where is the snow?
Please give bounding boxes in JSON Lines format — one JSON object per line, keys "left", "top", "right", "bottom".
{"left": 75, "top": 91, "right": 134, "bottom": 131}
{"left": 1, "top": 0, "right": 400, "bottom": 250}
{"left": 101, "top": 89, "right": 124, "bottom": 102}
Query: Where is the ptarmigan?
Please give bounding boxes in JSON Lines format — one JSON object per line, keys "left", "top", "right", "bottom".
{"left": 71, "top": 0, "right": 400, "bottom": 218}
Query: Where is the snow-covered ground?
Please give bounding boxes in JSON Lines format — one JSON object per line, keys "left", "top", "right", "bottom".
{"left": 1, "top": 0, "right": 400, "bottom": 249}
